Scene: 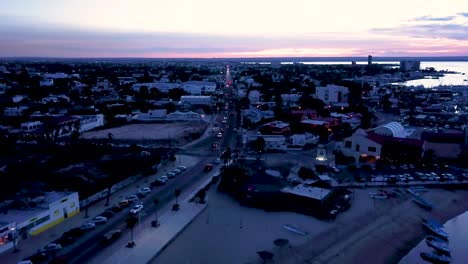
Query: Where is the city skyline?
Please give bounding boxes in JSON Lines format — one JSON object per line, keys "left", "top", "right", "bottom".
{"left": 1, "top": 0, "right": 468, "bottom": 58}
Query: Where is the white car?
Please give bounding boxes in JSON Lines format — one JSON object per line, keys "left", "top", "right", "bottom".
{"left": 177, "top": 166, "right": 187, "bottom": 171}
{"left": 214, "top": 158, "right": 221, "bottom": 164}
{"left": 91, "top": 216, "right": 108, "bottom": 225}
{"left": 126, "top": 195, "right": 139, "bottom": 203}
{"left": 80, "top": 222, "right": 96, "bottom": 230}
{"left": 138, "top": 187, "right": 151, "bottom": 196}
{"left": 157, "top": 175, "right": 168, "bottom": 183}
{"left": 130, "top": 204, "right": 144, "bottom": 215}
{"left": 171, "top": 169, "right": 182, "bottom": 175}
{"left": 167, "top": 172, "right": 176, "bottom": 179}
{"left": 217, "top": 132, "right": 223, "bottom": 138}
{"left": 39, "top": 243, "right": 62, "bottom": 253}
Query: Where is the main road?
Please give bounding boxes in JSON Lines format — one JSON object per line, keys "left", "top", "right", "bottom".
{"left": 63, "top": 65, "right": 237, "bottom": 263}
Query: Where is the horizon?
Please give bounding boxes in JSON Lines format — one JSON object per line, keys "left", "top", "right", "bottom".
{"left": 1, "top": 0, "right": 468, "bottom": 58}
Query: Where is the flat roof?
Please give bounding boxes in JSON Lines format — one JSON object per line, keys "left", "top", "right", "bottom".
{"left": 281, "top": 185, "right": 331, "bottom": 201}
{"left": 0, "top": 208, "right": 47, "bottom": 225}
{"left": 301, "top": 119, "right": 327, "bottom": 125}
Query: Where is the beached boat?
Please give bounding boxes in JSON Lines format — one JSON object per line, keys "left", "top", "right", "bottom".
{"left": 426, "top": 238, "right": 451, "bottom": 255}
{"left": 413, "top": 198, "right": 433, "bottom": 211}
{"left": 423, "top": 222, "right": 449, "bottom": 240}
{"left": 420, "top": 252, "right": 451, "bottom": 263}
{"left": 423, "top": 218, "right": 444, "bottom": 228}
{"left": 283, "top": 224, "right": 308, "bottom": 235}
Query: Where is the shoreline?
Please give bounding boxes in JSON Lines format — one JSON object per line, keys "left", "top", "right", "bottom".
{"left": 276, "top": 189, "right": 468, "bottom": 264}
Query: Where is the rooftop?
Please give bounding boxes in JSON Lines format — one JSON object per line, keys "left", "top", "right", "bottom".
{"left": 281, "top": 185, "right": 331, "bottom": 201}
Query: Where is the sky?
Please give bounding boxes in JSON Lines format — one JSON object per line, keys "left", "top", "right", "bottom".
{"left": 1, "top": 0, "right": 468, "bottom": 58}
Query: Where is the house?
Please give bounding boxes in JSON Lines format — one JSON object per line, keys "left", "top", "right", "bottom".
{"left": 301, "top": 117, "right": 340, "bottom": 130}
{"left": 280, "top": 94, "right": 301, "bottom": 106}
{"left": 291, "top": 109, "right": 318, "bottom": 122}
{"left": 166, "top": 111, "right": 203, "bottom": 121}
{"left": 259, "top": 121, "right": 290, "bottom": 135}
{"left": 181, "top": 81, "right": 216, "bottom": 95}
{"left": 4, "top": 106, "right": 29, "bottom": 117}
{"left": 132, "top": 109, "right": 167, "bottom": 122}
{"left": 290, "top": 133, "right": 319, "bottom": 146}
{"left": 315, "top": 84, "right": 349, "bottom": 105}
{"left": 21, "top": 121, "right": 43, "bottom": 132}
{"left": 341, "top": 129, "right": 383, "bottom": 165}
{"left": 44, "top": 116, "right": 80, "bottom": 138}
{"left": 247, "top": 134, "right": 287, "bottom": 151}
{"left": 241, "top": 107, "right": 274, "bottom": 124}
{"left": 74, "top": 114, "right": 104, "bottom": 132}
{"left": 180, "top": 95, "right": 212, "bottom": 106}
{"left": 118, "top": 77, "right": 137, "bottom": 86}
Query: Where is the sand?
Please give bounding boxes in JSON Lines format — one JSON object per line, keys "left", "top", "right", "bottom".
{"left": 153, "top": 187, "right": 468, "bottom": 264}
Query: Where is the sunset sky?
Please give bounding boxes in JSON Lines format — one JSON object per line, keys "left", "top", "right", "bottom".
{"left": 1, "top": 0, "right": 468, "bottom": 58}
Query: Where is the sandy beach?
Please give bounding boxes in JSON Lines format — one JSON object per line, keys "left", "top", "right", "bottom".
{"left": 153, "top": 187, "right": 468, "bottom": 264}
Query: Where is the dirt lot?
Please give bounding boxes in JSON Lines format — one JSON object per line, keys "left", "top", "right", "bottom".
{"left": 83, "top": 122, "right": 207, "bottom": 147}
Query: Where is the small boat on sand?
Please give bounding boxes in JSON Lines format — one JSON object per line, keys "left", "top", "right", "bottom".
{"left": 426, "top": 237, "right": 450, "bottom": 255}
{"left": 423, "top": 222, "right": 449, "bottom": 240}
{"left": 423, "top": 218, "right": 444, "bottom": 228}
{"left": 420, "top": 251, "right": 451, "bottom": 263}
{"left": 284, "top": 224, "right": 308, "bottom": 235}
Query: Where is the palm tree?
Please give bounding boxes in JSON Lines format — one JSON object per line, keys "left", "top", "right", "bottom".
{"left": 152, "top": 198, "right": 160, "bottom": 227}
{"left": 126, "top": 216, "right": 138, "bottom": 248}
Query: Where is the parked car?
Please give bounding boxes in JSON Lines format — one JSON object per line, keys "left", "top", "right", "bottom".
{"left": 130, "top": 204, "right": 144, "bottom": 215}
{"left": 217, "top": 132, "right": 223, "bottom": 138}
{"left": 91, "top": 216, "right": 108, "bottom": 225}
{"left": 63, "top": 228, "right": 85, "bottom": 239}
{"left": 53, "top": 234, "right": 75, "bottom": 246}
{"left": 39, "top": 243, "right": 62, "bottom": 254}
{"left": 80, "top": 222, "right": 96, "bottom": 231}
{"left": 138, "top": 187, "right": 151, "bottom": 196}
{"left": 110, "top": 205, "right": 123, "bottom": 213}
{"left": 100, "top": 210, "right": 115, "bottom": 219}
{"left": 126, "top": 195, "right": 139, "bottom": 203}
{"left": 177, "top": 166, "right": 187, "bottom": 171}
{"left": 171, "top": 169, "right": 182, "bottom": 175}
{"left": 151, "top": 176, "right": 168, "bottom": 187}
{"left": 167, "top": 172, "right": 176, "bottom": 179}
{"left": 24, "top": 253, "right": 48, "bottom": 263}
{"left": 204, "top": 163, "right": 213, "bottom": 172}
{"left": 214, "top": 158, "right": 221, "bottom": 164}
{"left": 101, "top": 230, "right": 122, "bottom": 245}
{"left": 118, "top": 199, "right": 130, "bottom": 208}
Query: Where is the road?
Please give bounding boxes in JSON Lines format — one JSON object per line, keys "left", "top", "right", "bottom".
{"left": 62, "top": 65, "right": 237, "bottom": 263}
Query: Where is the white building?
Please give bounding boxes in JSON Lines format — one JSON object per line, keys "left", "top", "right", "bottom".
{"left": 132, "top": 109, "right": 167, "bottom": 121}
{"left": 21, "top": 121, "right": 43, "bottom": 132}
{"left": 74, "top": 114, "right": 105, "bottom": 132}
{"left": 166, "top": 111, "right": 203, "bottom": 121}
{"left": 247, "top": 134, "right": 287, "bottom": 150}
{"left": 280, "top": 94, "right": 301, "bottom": 106}
{"left": 0, "top": 192, "right": 79, "bottom": 253}
{"left": 290, "top": 133, "right": 319, "bottom": 146}
{"left": 181, "top": 81, "right": 216, "bottom": 95}
{"left": 180, "top": 95, "right": 212, "bottom": 105}
{"left": 315, "top": 84, "right": 349, "bottom": 104}
{"left": 340, "top": 129, "right": 382, "bottom": 163}
{"left": 372, "top": 121, "right": 407, "bottom": 138}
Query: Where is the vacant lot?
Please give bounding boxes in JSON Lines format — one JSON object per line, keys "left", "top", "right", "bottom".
{"left": 83, "top": 122, "right": 207, "bottom": 147}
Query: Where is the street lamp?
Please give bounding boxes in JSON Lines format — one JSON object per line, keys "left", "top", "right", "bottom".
{"left": 10, "top": 227, "right": 19, "bottom": 253}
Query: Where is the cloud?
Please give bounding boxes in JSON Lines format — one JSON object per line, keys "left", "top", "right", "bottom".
{"left": 413, "top": 15, "right": 455, "bottom": 21}
{"left": 371, "top": 23, "right": 468, "bottom": 40}
{"left": 458, "top": 12, "right": 468, "bottom": 18}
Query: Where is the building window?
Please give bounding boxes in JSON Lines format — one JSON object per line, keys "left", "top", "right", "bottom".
{"left": 345, "top": 141, "right": 352, "bottom": 148}
{"left": 368, "top": 146, "right": 376, "bottom": 152}
{"left": 356, "top": 144, "right": 360, "bottom": 151}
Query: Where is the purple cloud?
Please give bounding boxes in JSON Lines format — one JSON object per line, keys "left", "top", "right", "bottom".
{"left": 413, "top": 15, "right": 455, "bottom": 21}
{"left": 371, "top": 23, "right": 468, "bottom": 40}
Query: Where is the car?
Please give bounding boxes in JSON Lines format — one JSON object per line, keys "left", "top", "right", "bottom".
{"left": 99, "top": 210, "right": 115, "bottom": 219}
{"left": 217, "top": 132, "right": 223, "bottom": 138}
{"left": 177, "top": 166, "right": 187, "bottom": 171}
{"left": 91, "top": 216, "right": 108, "bottom": 225}
{"left": 18, "top": 261, "right": 34, "bottom": 264}
{"left": 24, "top": 253, "right": 48, "bottom": 263}
{"left": 167, "top": 172, "right": 176, "bottom": 179}
{"left": 102, "top": 230, "right": 122, "bottom": 245}
{"left": 118, "top": 199, "right": 130, "bottom": 208}
{"left": 63, "top": 228, "right": 85, "bottom": 239}
{"left": 171, "top": 169, "right": 182, "bottom": 175}
{"left": 138, "top": 187, "right": 151, "bottom": 196}
{"left": 214, "top": 158, "right": 221, "bottom": 164}
{"left": 39, "top": 243, "right": 62, "bottom": 254}
{"left": 204, "top": 163, "right": 213, "bottom": 172}
{"left": 110, "top": 205, "right": 123, "bottom": 213}
{"left": 130, "top": 204, "right": 144, "bottom": 215}
{"left": 222, "top": 119, "right": 227, "bottom": 124}
{"left": 151, "top": 176, "right": 168, "bottom": 186}
{"left": 53, "top": 234, "right": 75, "bottom": 246}
{"left": 330, "top": 166, "right": 340, "bottom": 173}
{"left": 211, "top": 143, "right": 219, "bottom": 150}
{"left": 126, "top": 195, "right": 139, "bottom": 203}
{"left": 80, "top": 222, "right": 96, "bottom": 231}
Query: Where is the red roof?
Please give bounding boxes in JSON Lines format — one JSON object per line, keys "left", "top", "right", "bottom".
{"left": 367, "top": 133, "right": 424, "bottom": 148}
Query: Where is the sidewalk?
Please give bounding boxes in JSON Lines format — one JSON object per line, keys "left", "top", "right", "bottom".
{"left": 87, "top": 176, "right": 213, "bottom": 264}
{"left": 1, "top": 156, "right": 192, "bottom": 264}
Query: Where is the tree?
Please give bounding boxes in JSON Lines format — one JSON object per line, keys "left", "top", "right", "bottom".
{"left": 126, "top": 216, "right": 138, "bottom": 248}
{"left": 318, "top": 125, "right": 330, "bottom": 143}
{"left": 298, "top": 167, "right": 316, "bottom": 180}
{"left": 173, "top": 188, "right": 181, "bottom": 211}
{"left": 221, "top": 148, "right": 232, "bottom": 166}
{"left": 152, "top": 198, "right": 160, "bottom": 227}
{"left": 168, "top": 88, "right": 188, "bottom": 101}
{"left": 252, "top": 137, "right": 266, "bottom": 157}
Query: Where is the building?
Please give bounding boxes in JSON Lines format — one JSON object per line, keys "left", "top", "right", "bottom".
{"left": 0, "top": 192, "right": 79, "bottom": 253}
{"left": 132, "top": 82, "right": 180, "bottom": 93}
{"left": 166, "top": 111, "right": 203, "bottom": 121}
{"left": 74, "top": 114, "right": 104, "bottom": 132}
{"left": 259, "top": 121, "right": 290, "bottom": 135}
{"left": 180, "top": 95, "right": 212, "bottom": 106}
{"left": 368, "top": 55, "right": 373, "bottom": 65}
{"left": 21, "top": 121, "right": 43, "bottom": 132}
{"left": 400, "top": 60, "right": 421, "bottom": 72}
{"left": 315, "top": 85, "right": 349, "bottom": 105}
{"left": 290, "top": 133, "right": 319, "bottom": 146}
{"left": 248, "top": 90, "right": 262, "bottom": 103}
{"left": 181, "top": 81, "right": 216, "bottom": 95}
{"left": 280, "top": 94, "right": 301, "bottom": 106}
{"left": 372, "top": 121, "right": 407, "bottom": 138}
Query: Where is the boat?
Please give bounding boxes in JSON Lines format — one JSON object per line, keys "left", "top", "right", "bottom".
{"left": 423, "top": 218, "right": 444, "bottom": 228}
{"left": 283, "top": 224, "right": 308, "bottom": 235}
{"left": 413, "top": 198, "right": 433, "bottom": 211}
{"left": 420, "top": 252, "right": 451, "bottom": 263}
{"left": 423, "top": 222, "right": 449, "bottom": 240}
{"left": 426, "top": 238, "right": 451, "bottom": 255}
